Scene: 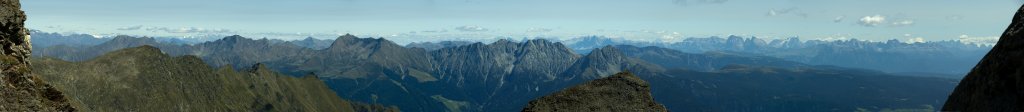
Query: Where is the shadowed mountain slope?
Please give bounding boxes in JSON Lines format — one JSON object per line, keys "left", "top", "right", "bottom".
{"left": 648, "top": 65, "right": 957, "bottom": 111}
{"left": 943, "top": 5, "right": 1024, "bottom": 111}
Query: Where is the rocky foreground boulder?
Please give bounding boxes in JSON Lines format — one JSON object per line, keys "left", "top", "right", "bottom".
{"left": 522, "top": 71, "right": 667, "bottom": 112}
{"left": 943, "top": 5, "right": 1024, "bottom": 111}
{"left": 0, "top": 0, "right": 75, "bottom": 111}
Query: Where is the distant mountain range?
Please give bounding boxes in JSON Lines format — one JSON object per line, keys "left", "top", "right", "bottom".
{"left": 406, "top": 41, "right": 475, "bottom": 51}
{"left": 563, "top": 36, "right": 992, "bottom": 75}
{"left": 32, "top": 46, "right": 399, "bottom": 112}
{"left": 30, "top": 30, "right": 990, "bottom": 76}
{"left": 31, "top": 34, "right": 961, "bottom": 111}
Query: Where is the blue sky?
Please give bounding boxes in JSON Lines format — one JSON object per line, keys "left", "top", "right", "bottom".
{"left": 21, "top": 0, "right": 1023, "bottom": 44}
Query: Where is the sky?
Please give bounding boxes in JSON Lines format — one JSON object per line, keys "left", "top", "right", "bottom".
{"left": 21, "top": 0, "right": 1023, "bottom": 44}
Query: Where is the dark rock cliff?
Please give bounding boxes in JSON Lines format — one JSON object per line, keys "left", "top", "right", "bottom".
{"left": 943, "top": 5, "right": 1024, "bottom": 111}
{"left": 0, "top": 0, "right": 75, "bottom": 111}
{"left": 522, "top": 71, "right": 668, "bottom": 112}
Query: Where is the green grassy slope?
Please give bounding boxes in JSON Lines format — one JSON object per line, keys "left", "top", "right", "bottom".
{"left": 31, "top": 46, "right": 397, "bottom": 112}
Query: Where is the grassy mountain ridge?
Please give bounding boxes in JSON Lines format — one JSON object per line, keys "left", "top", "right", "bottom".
{"left": 31, "top": 46, "right": 397, "bottom": 112}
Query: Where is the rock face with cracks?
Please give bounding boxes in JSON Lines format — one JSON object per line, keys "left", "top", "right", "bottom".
{"left": 0, "top": 0, "right": 76, "bottom": 111}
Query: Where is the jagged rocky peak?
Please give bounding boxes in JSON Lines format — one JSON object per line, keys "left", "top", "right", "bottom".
{"left": 220, "top": 35, "right": 246, "bottom": 41}
{"left": 0, "top": 0, "right": 75, "bottom": 111}
{"left": 522, "top": 71, "right": 668, "bottom": 112}
{"left": 523, "top": 39, "right": 566, "bottom": 47}
{"left": 298, "top": 37, "right": 322, "bottom": 43}
{"left": 943, "top": 5, "right": 1024, "bottom": 111}
{"left": 328, "top": 34, "right": 402, "bottom": 50}
{"left": 586, "top": 45, "right": 627, "bottom": 60}
{"left": 492, "top": 39, "right": 517, "bottom": 46}
{"left": 566, "top": 45, "right": 666, "bottom": 78}
{"left": 213, "top": 35, "right": 265, "bottom": 44}
{"left": 726, "top": 35, "right": 744, "bottom": 41}
{"left": 338, "top": 33, "right": 358, "bottom": 40}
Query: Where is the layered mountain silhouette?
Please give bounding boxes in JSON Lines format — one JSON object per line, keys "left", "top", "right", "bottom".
{"left": 0, "top": 0, "right": 75, "bottom": 111}
{"left": 28, "top": 30, "right": 109, "bottom": 49}
{"left": 614, "top": 45, "right": 808, "bottom": 72}
{"left": 34, "top": 35, "right": 173, "bottom": 61}
{"left": 407, "top": 41, "right": 475, "bottom": 51}
{"left": 522, "top": 71, "right": 668, "bottom": 112}
{"left": 566, "top": 35, "right": 991, "bottom": 75}
{"left": 32, "top": 46, "right": 399, "bottom": 112}
{"left": 943, "top": 5, "right": 1024, "bottom": 111}
{"left": 33, "top": 33, "right": 962, "bottom": 111}
{"left": 286, "top": 37, "right": 334, "bottom": 50}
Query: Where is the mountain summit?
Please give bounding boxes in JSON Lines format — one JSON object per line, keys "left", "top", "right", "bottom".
{"left": 522, "top": 71, "right": 668, "bottom": 112}
{"left": 943, "top": 5, "right": 1024, "bottom": 111}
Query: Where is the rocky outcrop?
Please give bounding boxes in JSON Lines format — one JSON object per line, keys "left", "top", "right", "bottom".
{"left": 522, "top": 71, "right": 667, "bottom": 112}
{"left": 0, "top": 0, "right": 75, "bottom": 111}
{"left": 943, "top": 5, "right": 1024, "bottom": 111}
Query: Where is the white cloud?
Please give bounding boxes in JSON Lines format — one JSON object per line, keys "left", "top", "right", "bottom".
{"left": 833, "top": 16, "right": 844, "bottom": 23}
{"left": 891, "top": 20, "right": 914, "bottom": 26}
{"left": 815, "top": 33, "right": 852, "bottom": 41}
{"left": 766, "top": 8, "right": 800, "bottom": 17}
{"left": 958, "top": 34, "right": 1000, "bottom": 46}
{"left": 858, "top": 15, "right": 886, "bottom": 27}
{"left": 116, "top": 25, "right": 144, "bottom": 30}
{"left": 145, "top": 27, "right": 235, "bottom": 34}
{"left": 455, "top": 25, "right": 488, "bottom": 32}
{"left": 906, "top": 37, "right": 925, "bottom": 43}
